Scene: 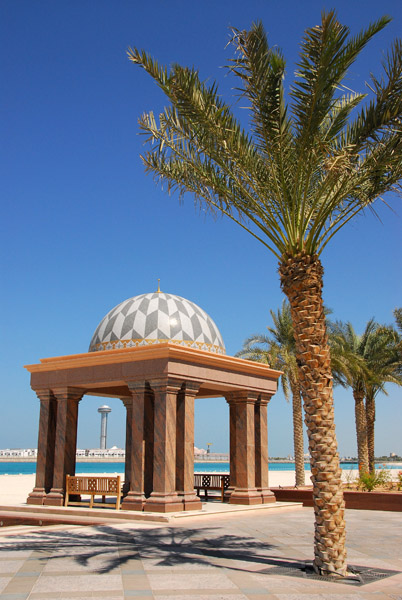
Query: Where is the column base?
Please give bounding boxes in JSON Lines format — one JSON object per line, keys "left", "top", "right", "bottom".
{"left": 259, "top": 488, "right": 276, "bottom": 503}
{"left": 26, "top": 488, "right": 46, "bottom": 505}
{"left": 44, "top": 488, "right": 64, "bottom": 506}
{"left": 178, "top": 492, "right": 202, "bottom": 511}
{"left": 144, "top": 492, "right": 184, "bottom": 513}
{"left": 229, "top": 487, "right": 262, "bottom": 505}
{"left": 223, "top": 486, "right": 234, "bottom": 500}
{"left": 121, "top": 492, "right": 146, "bottom": 511}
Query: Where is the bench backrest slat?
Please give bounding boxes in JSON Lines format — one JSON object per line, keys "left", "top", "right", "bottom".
{"left": 66, "top": 475, "right": 121, "bottom": 494}
{"left": 194, "top": 473, "right": 230, "bottom": 489}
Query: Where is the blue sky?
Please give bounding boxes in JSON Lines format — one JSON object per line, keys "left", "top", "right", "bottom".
{"left": 1, "top": 0, "right": 401, "bottom": 458}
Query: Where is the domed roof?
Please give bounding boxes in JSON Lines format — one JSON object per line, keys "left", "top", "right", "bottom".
{"left": 89, "top": 292, "right": 225, "bottom": 354}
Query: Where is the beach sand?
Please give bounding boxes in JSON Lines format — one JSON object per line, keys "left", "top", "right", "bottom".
{"left": 0, "top": 467, "right": 399, "bottom": 506}
{"left": 0, "top": 470, "right": 311, "bottom": 506}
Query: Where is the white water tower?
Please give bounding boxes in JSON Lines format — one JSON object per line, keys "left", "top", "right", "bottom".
{"left": 97, "top": 405, "right": 111, "bottom": 449}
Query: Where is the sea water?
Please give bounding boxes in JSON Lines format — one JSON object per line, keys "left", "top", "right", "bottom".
{"left": 0, "top": 461, "right": 399, "bottom": 476}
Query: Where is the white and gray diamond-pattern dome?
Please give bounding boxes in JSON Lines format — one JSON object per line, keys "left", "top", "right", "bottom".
{"left": 89, "top": 292, "right": 225, "bottom": 354}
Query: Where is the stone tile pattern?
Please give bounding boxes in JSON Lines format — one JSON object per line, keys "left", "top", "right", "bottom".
{"left": 89, "top": 292, "right": 226, "bottom": 354}
{"left": 1, "top": 508, "right": 402, "bottom": 599}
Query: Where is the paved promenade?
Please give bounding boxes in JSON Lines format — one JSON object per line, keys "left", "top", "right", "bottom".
{"left": 0, "top": 505, "right": 401, "bottom": 599}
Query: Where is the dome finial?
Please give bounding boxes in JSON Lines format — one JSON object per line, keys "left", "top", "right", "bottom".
{"left": 157, "top": 278, "right": 161, "bottom": 293}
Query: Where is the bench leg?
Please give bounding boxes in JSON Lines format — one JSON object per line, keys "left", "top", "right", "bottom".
{"left": 116, "top": 493, "right": 121, "bottom": 511}
{"left": 64, "top": 492, "right": 69, "bottom": 507}
{"left": 89, "top": 494, "right": 94, "bottom": 509}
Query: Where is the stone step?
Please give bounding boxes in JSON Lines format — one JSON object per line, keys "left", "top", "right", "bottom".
{"left": 0, "top": 509, "right": 113, "bottom": 529}
{"left": 0, "top": 504, "right": 170, "bottom": 523}
{"left": 0, "top": 500, "right": 303, "bottom": 530}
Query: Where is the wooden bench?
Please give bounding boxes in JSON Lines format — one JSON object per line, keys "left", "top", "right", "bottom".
{"left": 64, "top": 475, "right": 122, "bottom": 510}
{"left": 194, "top": 474, "right": 230, "bottom": 502}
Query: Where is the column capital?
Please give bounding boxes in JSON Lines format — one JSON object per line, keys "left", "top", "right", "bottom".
{"left": 149, "top": 377, "right": 184, "bottom": 395}
{"left": 33, "top": 388, "right": 56, "bottom": 402}
{"left": 127, "top": 380, "right": 151, "bottom": 393}
{"left": 225, "top": 390, "right": 259, "bottom": 405}
{"left": 51, "top": 387, "right": 85, "bottom": 402}
{"left": 120, "top": 396, "right": 133, "bottom": 408}
{"left": 180, "top": 381, "right": 201, "bottom": 397}
{"left": 257, "top": 393, "right": 273, "bottom": 406}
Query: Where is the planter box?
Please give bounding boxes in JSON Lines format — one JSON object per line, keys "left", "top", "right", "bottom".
{"left": 271, "top": 487, "right": 402, "bottom": 511}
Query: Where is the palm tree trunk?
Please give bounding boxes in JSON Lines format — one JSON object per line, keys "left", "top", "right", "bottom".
{"left": 366, "top": 393, "right": 375, "bottom": 474}
{"left": 353, "top": 390, "right": 369, "bottom": 473}
{"left": 290, "top": 379, "right": 305, "bottom": 486}
{"left": 279, "top": 252, "right": 347, "bottom": 577}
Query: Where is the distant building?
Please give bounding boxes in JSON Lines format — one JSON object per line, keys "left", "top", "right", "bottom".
{"left": 0, "top": 448, "right": 37, "bottom": 458}
{"left": 76, "top": 447, "right": 125, "bottom": 458}
{"left": 0, "top": 447, "right": 228, "bottom": 460}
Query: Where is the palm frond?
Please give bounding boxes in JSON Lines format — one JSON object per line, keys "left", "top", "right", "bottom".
{"left": 329, "top": 319, "right": 402, "bottom": 397}
{"left": 291, "top": 11, "right": 390, "bottom": 149}
{"left": 129, "top": 13, "right": 402, "bottom": 260}
{"left": 346, "top": 38, "right": 402, "bottom": 149}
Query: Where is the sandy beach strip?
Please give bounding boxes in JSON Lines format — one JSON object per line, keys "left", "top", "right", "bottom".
{"left": 0, "top": 467, "right": 400, "bottom": 507}
{"left": 0, "top": 471, "right": 306, "bottom": 506}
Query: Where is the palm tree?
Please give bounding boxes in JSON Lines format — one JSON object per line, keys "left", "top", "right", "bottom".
{"left": 329, "top": 320, "right": 376, "bottom": 473}
{"left": 330, "top": 320, "right": 402, "bottom": 474}
{"left": 364, "top": 325, "right": 402, "bottom": 472}
{"left": 128, "top": 13, "right": 402, "bottom": 576}
{"left": 236, "top": 301, "right": 305, "bottom": 486}
{"left": 394, "top": 308, "right": 402, "bottom": 335}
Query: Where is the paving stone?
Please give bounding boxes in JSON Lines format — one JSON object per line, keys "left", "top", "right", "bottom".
{"left": 0, "top": 560, "right": 25, "bottom": 574}
{"left": 3, "top": 575, "right": 39, "bottom": 592}
{"left": 31, "top": 574, "right": 123, "bottom": 593}
{"left": 0, "top": 551, "right": 33, "bottom": 558}
{"left": 153, "top": 595, "right": 248, "bottom": 600}
{"left": 148, "top": 572, "right": 238, "bottom": 590}
{"left": 123, "top": 592, "right": 153, "bottom": 597}
{"left": 0, "top": 507, "right": 401, "bottom": 599}
{"left": 121, "top": 576, "right": 150, "bottom": 591}
{"left": 0, "top": 577, "right": 13, "bottom": 593}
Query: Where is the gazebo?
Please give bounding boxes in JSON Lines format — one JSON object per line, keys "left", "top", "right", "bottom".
{"left": 25, "top": 290, "right": 281, "bottom": 513}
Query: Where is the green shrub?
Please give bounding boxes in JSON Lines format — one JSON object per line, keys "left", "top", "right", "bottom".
{"left": 358, "top": 469, "right": 391, "bottom": 492}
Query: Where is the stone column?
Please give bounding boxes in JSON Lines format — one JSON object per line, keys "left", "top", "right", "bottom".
{"left": 27, "top": 389, "right": 57, "bottom": 505}
{"left": 121, "top": 397, "right": 132, "bottom": 496}
{"left": 44, "top": 387, "right": 83, "bottom": 506}
{"left": 143, "top": 384, "right": 155, "bottom": 498}
{"left": 227, "top": 391, "right": 261, "bottom": 505}
{"left": 176, "top": 382, "right": 202, "bottom": 510}
{"left": 255, "top": 395, "right": 275, "bottom": 503}
{"left": 225, "top": 397, "right": 237, "bottom": 498}
{"left": 144, "top": 378, "right": 183, "bottom": 512}
{"left": 121, "top": 382, "right": 150, "bottom": 511}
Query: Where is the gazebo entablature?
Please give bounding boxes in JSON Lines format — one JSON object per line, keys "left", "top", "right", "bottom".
{"left": 25, "top": 343, "right": 281, "bottom": 512}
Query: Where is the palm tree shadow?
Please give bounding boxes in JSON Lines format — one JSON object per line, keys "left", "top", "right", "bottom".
{"left": 0, "top": 524, "right": 308, "bottom": 575}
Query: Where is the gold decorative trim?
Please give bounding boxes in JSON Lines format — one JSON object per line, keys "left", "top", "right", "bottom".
{"left": 91, "top": 338, "right": 226, "bottom": 354}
